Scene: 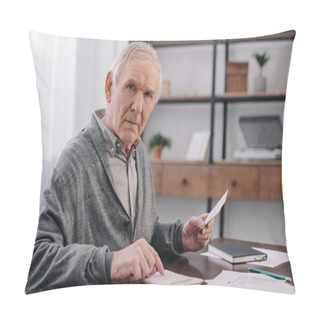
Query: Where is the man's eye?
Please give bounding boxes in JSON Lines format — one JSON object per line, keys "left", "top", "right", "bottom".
{"left": 128, "top": 84, "right": 135, "bottom": 90}
{"left": 144, "top": 91, "right": 151, "bottom": 97}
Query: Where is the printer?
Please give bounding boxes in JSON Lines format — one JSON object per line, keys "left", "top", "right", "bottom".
{"left": 233, "top": 115, "right": 282, "bottom": 160}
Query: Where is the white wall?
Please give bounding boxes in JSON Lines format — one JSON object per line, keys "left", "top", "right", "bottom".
{"left": 144, "top": 39, "right": 293, "bottom": 246}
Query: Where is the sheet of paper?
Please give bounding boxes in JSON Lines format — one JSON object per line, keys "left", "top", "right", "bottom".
{"left": 205, "top": 190, "right": 228, "bottom": 224}
{"left": 201, "top": 246, "right": 290, "bottom": 268}
{"left": 189, "top": 190, "right": 228, "bottom": 239}
{"left": 248, "top": 247, "right": 290, "bottom": 268}
{"left": 206, "top": 270, "right": 295, "bottom": 294}
{"left": 143, "top": 270, "right": 203, "bottom": 285}
{"left": 201, "top": 251, "right": 221, "bottom": 259}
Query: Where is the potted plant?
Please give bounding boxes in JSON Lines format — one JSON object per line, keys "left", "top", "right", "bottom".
{"left": 252, "top": 52, "right": 270, "bottom": 92}
{"left": 148, "top": 132, "right": 171, "bottom": 159}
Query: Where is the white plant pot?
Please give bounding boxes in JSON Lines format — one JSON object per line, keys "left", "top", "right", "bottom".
{"left": 254, "top": 77, "right": 267, "bottom": 92}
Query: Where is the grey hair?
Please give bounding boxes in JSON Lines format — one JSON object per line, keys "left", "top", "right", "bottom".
{"left": 110, "top": 42, "right": 163, "bottom": 102}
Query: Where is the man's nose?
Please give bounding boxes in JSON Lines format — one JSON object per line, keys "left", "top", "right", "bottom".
{"left": 131, "top": 92, "right": 143, "bottom": 113}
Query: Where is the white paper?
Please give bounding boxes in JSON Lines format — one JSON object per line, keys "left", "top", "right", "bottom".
{"left": 205, "top": 190, "right": 228, "bottom": 224}
{"left": 206, "top": 270, "right": 295, "bottom": 294}
{"left": 189, "top": 190, "right": 228, "bottom": 239}
{"left": 185, "top": 131, "right": 210, "bottom": 161}
{"left": 248, "top": 247, "right": 290, "bottom": 268}
{"left": 201, "top": 251, "right": 221, "bottom": 259}
{"left": 143, "top": 270, "right": 203, "bottom": 285}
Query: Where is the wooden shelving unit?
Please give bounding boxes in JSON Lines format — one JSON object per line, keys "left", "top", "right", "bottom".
{"left": 148, "top": 30, "right": 295, "bottom": 236}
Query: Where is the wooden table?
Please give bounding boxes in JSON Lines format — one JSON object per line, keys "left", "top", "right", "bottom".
{"left": 160, "top": 238, "right": 294, "bottom": 285}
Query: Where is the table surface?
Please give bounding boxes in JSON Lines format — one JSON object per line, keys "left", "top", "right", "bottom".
{"left": 160, "top": 237, "right": 294, "bottom": 285}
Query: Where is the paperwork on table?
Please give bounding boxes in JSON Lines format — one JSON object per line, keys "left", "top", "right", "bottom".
{"left": 206, "top": 270, "right": 295, "bottom": 294}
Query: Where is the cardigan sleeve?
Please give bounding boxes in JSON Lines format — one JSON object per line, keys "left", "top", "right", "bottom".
{"left": 151, "top": 219, "right": 185, "bottom": 255}
{"left": 25, "top": 170, "right": 113, "bottom": 294}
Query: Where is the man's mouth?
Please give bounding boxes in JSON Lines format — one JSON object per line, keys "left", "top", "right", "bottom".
{"left": 126, "top": 120, "right": 139, "bottom": 126}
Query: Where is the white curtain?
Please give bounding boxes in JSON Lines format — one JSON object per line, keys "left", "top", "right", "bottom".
{"left": 30, "top": 31, "right": 128, "bottom": 193}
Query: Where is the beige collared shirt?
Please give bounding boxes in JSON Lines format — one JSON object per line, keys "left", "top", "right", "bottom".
{"left": 94, "top": 109, "right": 140, "bottom": 221}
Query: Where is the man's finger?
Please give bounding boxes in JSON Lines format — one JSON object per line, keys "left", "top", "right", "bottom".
{"left": 200, "top": 213, "right": 209, "bottom": 221}
{"left": 148, "top": 247, "right": 164, "bottom": 275}
{"left": 154, "top": 254, "right": 165, "bottom": 275}
{"left": 206, "top": 218, "right": 215, "bottom": 228}
{"left": 144, "top": 242, "right": 165, "bottom": 276}
{"left": 193, "top": 216, "right": 206, "bottom": 229}
{"left": 142, "top": 245, "right": 157, "bottom": 274}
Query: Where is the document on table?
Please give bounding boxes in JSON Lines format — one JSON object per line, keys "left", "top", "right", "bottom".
{"left": 201, "top": 246, "right": 289, "bottom": 268}
{"left": 206, "top": 270, "right": 295, "bottom": 294}
{"left": 248, "top": 247, "right": 290, "bottom": 268}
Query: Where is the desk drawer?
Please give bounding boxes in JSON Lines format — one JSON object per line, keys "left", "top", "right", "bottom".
{"left": 209, "top": 166, "right": 260, "bottom": 199}
{"left": 161, "top": 164, "right": 209, "bottom": 199}
{"left": 260, "top": 166, "right": 282, "bottom": 200}
{"left": 151, "top": 161, "right": 282, "bottom": 200}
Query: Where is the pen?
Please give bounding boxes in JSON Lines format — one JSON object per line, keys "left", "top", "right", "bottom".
{"left": 248, "top": 267, "right": 292, "bottom": 282}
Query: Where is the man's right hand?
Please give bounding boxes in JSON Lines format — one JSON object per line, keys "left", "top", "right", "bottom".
{"left": 110, "top": 238, "right": 165, "bottom": 282}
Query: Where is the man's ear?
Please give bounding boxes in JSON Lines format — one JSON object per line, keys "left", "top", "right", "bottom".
{"left": 105, "top": 71, "right": 113, "bottom": 103}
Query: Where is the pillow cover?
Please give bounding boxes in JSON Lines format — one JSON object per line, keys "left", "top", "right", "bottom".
{"left": 26, "top": 30, "right": 295, "bottom": 294}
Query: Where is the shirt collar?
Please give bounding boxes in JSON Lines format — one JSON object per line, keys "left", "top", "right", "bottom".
{"left": 93, "top": 108, "right": 140, "bottom": 158}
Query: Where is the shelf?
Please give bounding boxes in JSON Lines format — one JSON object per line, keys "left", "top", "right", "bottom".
{"left": 148, "top": 40, "right": 213, "bottom": 47}
{"left": 149, "top": 31, "right": 292, "bottom": 237}
{"left": 158, "top": 95, "right": 211, "bottom": 104}
{"left": 214, "top": 159, "right": 281, "bottom": 167}
{"left": 148, "top": 30, "right": 295, "bottom": 48}
{"left": 151, "top": 159, "right": 281, "bottom": 167}
{"left": 227, "top": 30, "right": 295, "bottom": 43}
{"left": 151, "top": 159, "right": 207, "bottom": 165}
{"left": 158, "top": 92, "right": 286, "bottom": 104}
{"left": 216, "top": 92, "right": 286, "bottom": 102}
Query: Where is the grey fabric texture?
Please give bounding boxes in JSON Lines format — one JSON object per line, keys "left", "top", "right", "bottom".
{"left": 25, "top": 113, "right": 184, "bottom": 293}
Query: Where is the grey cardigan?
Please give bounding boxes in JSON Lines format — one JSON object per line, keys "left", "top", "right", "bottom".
{"left": 25, "top": 114, "right": 184, "bottom": 293}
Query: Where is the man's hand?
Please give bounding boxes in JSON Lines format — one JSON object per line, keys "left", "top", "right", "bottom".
{"left": 110, "top": 238, "right": 165, "bottom": 282}
{"left": 182, "top": 214, "right": 214, "bottom": 252}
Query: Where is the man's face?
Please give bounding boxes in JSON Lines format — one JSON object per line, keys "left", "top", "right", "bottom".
{"left": 105, "top": 57, "right": 160, "bottom": 148}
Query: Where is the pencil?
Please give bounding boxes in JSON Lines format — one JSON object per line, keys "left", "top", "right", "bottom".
{"left": 248, "top": 267, "right": 292, "bottom": 282}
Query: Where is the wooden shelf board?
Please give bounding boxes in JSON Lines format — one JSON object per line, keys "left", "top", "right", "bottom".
{"left": 218, "top": 92, "right": 285, "bottom": 98}
{"left": 148, "top": 40, "right": 213, "bottom": 47}
{"left": 158, "top": 95, "right": 211, "bottom": 103}
{"left": 147, "top": 30, "right": 295, "bottom": 47}
{"left": 214, "top": 159, "right": 281, "bottom": 167}
{"left": 228, "top": 30, "right": 295, "bottom": 43}
{"left": 151, "top": 159, "right": 207, "bottom": 165}
{"left": 216, "top": 92, "right": 286, "bottom": 102}
{"left": 157, "top": 92, "right": 286, "bottom": 104}
{"left": 151, "top": 159, "right": 281, "bottom": 167}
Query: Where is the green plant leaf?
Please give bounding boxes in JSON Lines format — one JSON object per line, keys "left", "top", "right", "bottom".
{"left": 148, "top": 132, "right": 172, "bottom": 152}
{"left": 253, "top": 52, "right": 270, "bottom": 69}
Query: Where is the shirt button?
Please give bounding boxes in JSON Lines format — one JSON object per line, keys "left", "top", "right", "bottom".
{"left": 111, "top": 147, "right": 115, "bottom": 152}
{"left": 116, "top": 143, "right": 121, "bottom": 148}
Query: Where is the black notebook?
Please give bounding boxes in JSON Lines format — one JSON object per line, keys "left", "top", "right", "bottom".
{"left": 208, "top": 242, "right": 267, "bottom": 264}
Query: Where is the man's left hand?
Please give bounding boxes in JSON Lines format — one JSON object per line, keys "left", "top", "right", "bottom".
{"left": 182, "top": 214, "right": 214, "bottom": 252}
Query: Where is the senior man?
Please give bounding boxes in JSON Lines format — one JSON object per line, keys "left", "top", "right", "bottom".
{"left": 25, "top": 42, "right": 214, "bottom": 293}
